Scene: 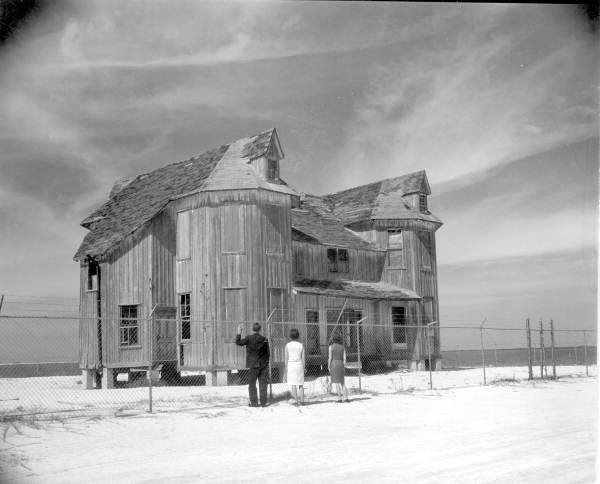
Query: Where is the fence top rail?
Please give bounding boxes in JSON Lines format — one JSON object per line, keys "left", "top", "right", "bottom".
{"left": 0, "top": 314, "right": 596, "bottom": 334}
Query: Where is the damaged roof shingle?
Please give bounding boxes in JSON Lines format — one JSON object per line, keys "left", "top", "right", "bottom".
{"left": 75, "top": 128, "right": 287, "bottom": 261}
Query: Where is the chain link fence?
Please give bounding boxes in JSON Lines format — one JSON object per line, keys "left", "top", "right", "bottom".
{"left": 0, "top": 313, "right": 596, "bottom": 420}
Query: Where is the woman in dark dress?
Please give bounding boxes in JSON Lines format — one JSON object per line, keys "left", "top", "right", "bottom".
{"left": 328, "top": 332, "right": 349, "bottom": 402}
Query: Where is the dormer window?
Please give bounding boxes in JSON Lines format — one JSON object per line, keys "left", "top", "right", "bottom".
{"left": 419, "top": 194, "right": 428, "bottom": 212}
{"left": 267, "top": 159, "right": 279, "bottom": 180}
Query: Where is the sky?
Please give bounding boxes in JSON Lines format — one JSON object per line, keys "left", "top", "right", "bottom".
{"left": 0, "top": 1, "right": 597, "bottom": 341}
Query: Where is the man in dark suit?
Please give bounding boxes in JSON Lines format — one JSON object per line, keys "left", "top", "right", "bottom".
{"left": 235, "top": 322, "right": 270, "bottom": 407}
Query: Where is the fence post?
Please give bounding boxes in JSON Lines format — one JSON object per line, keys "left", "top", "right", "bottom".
{"left": 526, "top": 318, "right": 533, "bottom": 380}
{"left": 0, "top": 294, "right": 4, "bottom": 314}
{"left": 426, "top": 322, "right": 437, "bottom": 389}
{"left": 265, "top": 308, "right": 276, "bottom": 401}
{"left": 550, "top": 319, "right": 556, "bottom": 380}
{"left": 480, "top": 318, "right": 487, "bottom": 385}
{"left": 356, "top": 317, "right": 366, "bottom": 394}
{"left": 148, "top": 317, "right": 153, "bottom": 414}
{"left": 268, "top": 320, "right": 273, "bottom": 400}
{"left": 539, "top": 319, "right": 545, "bottom": 379}
{"left": 583, "top": 330, "right": 588, "bottom": 377}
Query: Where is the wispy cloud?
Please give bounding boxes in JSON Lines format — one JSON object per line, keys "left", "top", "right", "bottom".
{"left": 432, "top": 136, "right": 598, "bottom": 264}
{"left": 331, "top": 5, "right": 598, "bottom": 188}
{"left": 0, "top": 2, "right": 596, "bottom": 303}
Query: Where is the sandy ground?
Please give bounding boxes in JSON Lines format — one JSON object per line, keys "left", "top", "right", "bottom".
{"left": 0, "top": 367, "right": 597, "bottom": 484}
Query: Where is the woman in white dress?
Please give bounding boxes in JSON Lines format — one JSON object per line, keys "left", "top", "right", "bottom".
{"left": 284, "top": 328, "right": 305, "bottom": 405}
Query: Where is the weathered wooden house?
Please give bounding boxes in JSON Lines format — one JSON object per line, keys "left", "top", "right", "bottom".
{"left": 75, "top": 128, "right": 442, "bottom": 388}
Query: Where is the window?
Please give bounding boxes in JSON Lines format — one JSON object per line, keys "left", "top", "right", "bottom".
{"left": 327, "top": 248, "right": 337, "bottom": 272}
{"left": 179, "top": 293, "right": 191, "bottom": 340}
{"left": 177, "top": 211, "right": 191, "bottom": 260}
{"left": 387, "top": 230, "right": 403, "bottom": 268}
{"left": 306, "top": 310, "right": 320, "bottom": 355}
{"left": 419, "top": 194, "right": 428, "bottom": 212}
{"left": 267, "top": 159, "right": 279, "bottom": 180}
{"left": 420, "top": 231, "right": 433, "bottom": 269}
{"left": 268, "top": 288, "right": 285, "bottom": 337}
{"left": 392, "top": 306, "right": 407, "bottom": 347}
{"left": 327, "top": 248, "right": 350, "bottom": 273}
{"left": 338, "top": 249, "right": 349, "bottom": 272}
{"left": 119, "top": 305, "right": 139, "bottom": 347}
{"left": 87, "top": 260, "right": 99, "bottom": 291}
{"left": 423, "top": 299, "right": 434, "bottom": 325}
{"left": 388, "top": 229, "right": 403, "bottom": 249}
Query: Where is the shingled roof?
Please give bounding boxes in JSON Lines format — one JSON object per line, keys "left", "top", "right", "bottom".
{"left": 324, "top": 171, "right": 442, "bottom": 226}
{"left": 293, "top": 278, "right": 421, "bottom": 300}
{"left": 75, "top": 128, "right": 295, "bottom": 260}
{"left": 291, "top": 195, "right": 379, "bottom": 250}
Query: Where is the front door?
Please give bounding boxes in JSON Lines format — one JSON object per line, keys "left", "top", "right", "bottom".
{"left": 153, "top": 306, "right": 177, "bottom": 362}
{"left": 326, "top": 309, "right": 363, "bottom": 354}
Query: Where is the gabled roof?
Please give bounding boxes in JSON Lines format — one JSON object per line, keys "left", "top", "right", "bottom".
{"left": 75, "top": 128, "right": 295, "bottom": 260}
{"left": 324, "top": 170, "right": 441, "bottom": 226}
{"left": 241, "top": 128, "right": 284, "bottom": 160}
{"left": 291, "top": 195, "right": 380, "bottom": 250}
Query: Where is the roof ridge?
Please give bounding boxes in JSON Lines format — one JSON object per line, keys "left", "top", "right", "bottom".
{"left": 113, "top": 127, "right": 276, "bottom": 189}
{"left": 325, "top": 170, "right": 426, "bottom": 198}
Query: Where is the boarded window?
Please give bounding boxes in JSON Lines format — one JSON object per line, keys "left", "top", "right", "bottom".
{"left": 306, "top": 310, "right": 320, "bottom": 355}
{"left": 119, "top": 305, "right": 139, "bottom": 347}
{"left": 264, "top": 204, "right": 283, "bottom": 254}
{"left": 419, "top": 194, "right": 428, "bottom": 212}
{"left": 223, "top": 289, "right": 246, "bottom": 340}
{"left": 176, "top": 211, "right": 191, "bottom": 260}
{"left": 392, "top": 306, "right": 407, "bottom": 345}
{"left": 221, "top": 205, "right": 245, "bottom": 253}
{"left": 179, "top": 293, "right": 191, "bottom": 340}
{"left": 388, "top": 250, "right": 403, "bottom": 268}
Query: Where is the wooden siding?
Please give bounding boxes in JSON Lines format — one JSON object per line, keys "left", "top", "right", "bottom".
{"left": 151, "top": 211, "right": 177, "bottom": 362}
{"left": 79, "top": 186, "right": 441, "bottom": 371}
{"left": 152, "top": 211, "right": 176, "bottom": 307}
{"left": 344, "top": 221, "right": 440, "bottom": 362}
{"left": 292, "top": 241, "right": 384, "bottom": 282}
{"left": 287, "top": 294, "right": 379, "bottom": 361}
{"left": 172, "top": 189, "right": 293, "bottom": 370}
{"left": 100, "top": 226, "right": 153, "bottom": 368}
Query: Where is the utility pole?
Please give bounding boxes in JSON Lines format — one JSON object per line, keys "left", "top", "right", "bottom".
{"left": 526, "top": 318, "right": 533, "bottom": 380}
{"left": 539, "top": 319, "right": 545, "bottom": 379}
{"left": 550, "top": 319, "right": 556, "bottom": 380}
{"left": 480, "top": 318, "right": 487, "bottom": 385}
